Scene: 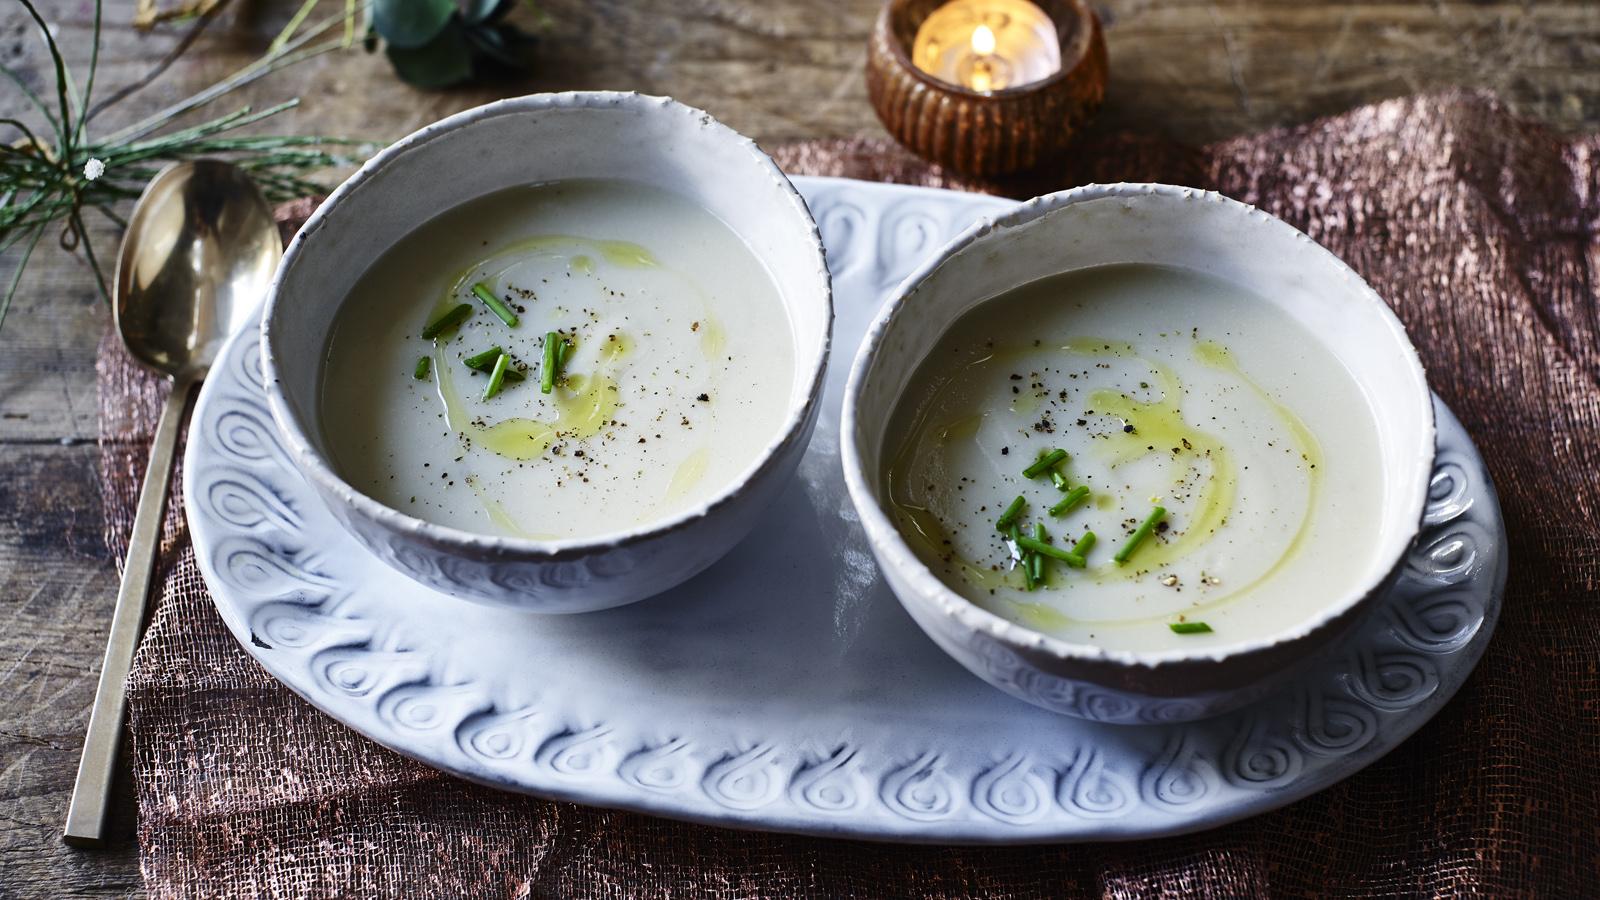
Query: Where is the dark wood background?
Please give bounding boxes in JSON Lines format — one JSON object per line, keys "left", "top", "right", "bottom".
{"left": 2, "top": 1, "right": 1598, "bottom": 895}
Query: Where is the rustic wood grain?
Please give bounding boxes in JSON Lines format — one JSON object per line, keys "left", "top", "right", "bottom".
{"left": 1, "top": 0, "right": 1598, "bottom": 894}
{"left": 0, "top": 444, "right": 141, "bottom": 898}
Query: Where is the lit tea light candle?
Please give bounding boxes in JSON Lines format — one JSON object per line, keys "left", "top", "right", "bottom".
{"left": 868, "top": 0, "right": 1107, "bottom": 174}
{"left": 911, "top": 0, "right": 1062, "bottom": 92}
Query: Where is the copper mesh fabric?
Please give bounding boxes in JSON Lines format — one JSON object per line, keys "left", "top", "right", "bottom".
{"left": 101, "top": 91, "right": 1598, "bottom": 897}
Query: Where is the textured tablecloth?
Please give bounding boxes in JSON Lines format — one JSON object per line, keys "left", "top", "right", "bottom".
{"left": 99, "top": 89, "right": 1599, "bottom": 897}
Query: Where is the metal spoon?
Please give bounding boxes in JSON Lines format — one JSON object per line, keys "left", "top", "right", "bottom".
{"left": 64, "top": 160, "right": 281, "bottom": 847}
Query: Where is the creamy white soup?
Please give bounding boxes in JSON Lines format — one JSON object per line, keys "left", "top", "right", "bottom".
{"left": 883, "top": 263, "right": 1384, "bottom": 651}
{"left": 322, "top": 180, "right": 794, "bottom": 540}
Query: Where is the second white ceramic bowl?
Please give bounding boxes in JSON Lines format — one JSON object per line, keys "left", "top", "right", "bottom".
{"left": 842, "top": 183, "right": 1434, "bottom": 723}
{"left": 262, "top": 93, "right": 832, "bottom": 612}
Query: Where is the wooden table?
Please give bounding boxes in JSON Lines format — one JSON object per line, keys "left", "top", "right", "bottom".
{"left": 2, "top": 1, "right": 1596, "bottom": 895}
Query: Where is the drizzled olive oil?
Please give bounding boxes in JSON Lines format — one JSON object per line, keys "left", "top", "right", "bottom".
{"left": 322, "top": 180, "right": 793, "bottom": 540}
{"left": 884, "top": 264, "right": 1383, "bottom": 651}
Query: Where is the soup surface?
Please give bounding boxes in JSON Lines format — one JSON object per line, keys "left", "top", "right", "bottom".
{"left": 322, "top": 180, "right": 794, "bottom": 540}
{"left": 883, "top": 264, "right": 1384, "bottom": 651}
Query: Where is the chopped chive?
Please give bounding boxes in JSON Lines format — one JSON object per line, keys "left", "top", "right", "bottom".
{"left": 1022, "top": 448, "right": 1069, "bottom": 479}
{"left": 1050, "top": 485, "right": 1090, "bottom": 516}
{"left": 483, "top": 352, "right": 511, "bottom": 400}
{"left": 994, "top": 495, "right": 1026, "bottom": 532}
{"left": 470, "top": 282, "right": 519, "bottom": 327}
{"left": 413, "top": 356, "right": 431, "bottom": 380}
{"left": 555, "top": 337, "right": 570, "bottom": 369}
{"left": 1011, "top": 523, "right": 1035, "bottom": 591}
{"left": 1069, "top": 531, "right": 1096, "bottom": 565}
{"left": 470, "top": 280, "right": 521, "bottom": 325}
{"left": 1169, "top": 621, "right": 1213, "bottom": 634}
{"left": 540, "top": 331, "right": 560, "bottom": 394}
{"left": 421, "top": 303, "right": 472, "bottom": 340}
{"left": 1015, "top": 534, "right": 1086, "bottom": 567}
{"left": 1030, "top": 523, "right": 1047, "bottom": 585}
{"left": 1115, "top": 506, "right": 1167, "bottom": 565}
{"left": 463, "top": 346, "right": 504, "bottom": 369}
{"left": 464, "top": 347, "right": 524, "bottom": 380}
{"left": 1050, "top": 469, "right": 1069, "bottom": 490}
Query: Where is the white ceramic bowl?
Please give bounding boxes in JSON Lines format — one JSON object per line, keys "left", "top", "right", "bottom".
{"left": 841, "top": 183, "right": 1434, "bottom": 723}
{"left": 261, "top": 93, "right": 831, "bottom": 612}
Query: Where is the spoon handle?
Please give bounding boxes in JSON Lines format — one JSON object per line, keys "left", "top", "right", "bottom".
{"left": 64, "top": 377, "right": 195, "bottom": 847}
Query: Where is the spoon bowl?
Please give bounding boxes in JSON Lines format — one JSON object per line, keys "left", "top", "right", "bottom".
{"left": 113, "top": 160, "right": 281, "bottom": 379}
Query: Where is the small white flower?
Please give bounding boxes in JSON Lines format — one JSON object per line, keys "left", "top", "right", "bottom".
{"left": 83, "top": 158, "right": 106, "bottom": 181}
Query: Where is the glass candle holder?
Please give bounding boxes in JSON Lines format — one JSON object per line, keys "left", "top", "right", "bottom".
{"left": 867, "top": 0, "right": 1108, "bottom": 177}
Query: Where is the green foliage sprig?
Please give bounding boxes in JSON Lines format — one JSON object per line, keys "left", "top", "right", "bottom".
{"left": 0, "top": 0, "right": 370, "bottom": 333}
{"left": 374, "top": 0, "right": 539, "bottom": 89}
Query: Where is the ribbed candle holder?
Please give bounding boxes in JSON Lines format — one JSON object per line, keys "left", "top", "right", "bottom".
{"left": 866, "top": 0, "right": 1108, "bottom": 177}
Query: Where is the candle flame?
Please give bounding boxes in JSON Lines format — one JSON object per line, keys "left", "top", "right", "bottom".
{"left": 971, "top": 23, "right": 996, "bottom": 56}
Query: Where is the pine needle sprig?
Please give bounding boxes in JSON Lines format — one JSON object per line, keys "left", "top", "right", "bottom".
{"left": 0, "top": 0, "right": 372, "bottom": 334}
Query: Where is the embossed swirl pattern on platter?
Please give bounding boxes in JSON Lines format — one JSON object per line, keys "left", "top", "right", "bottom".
{"left": 192, "top": 193, "right": 1497, "bottom": 835}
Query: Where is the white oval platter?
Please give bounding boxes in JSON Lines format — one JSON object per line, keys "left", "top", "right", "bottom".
{"left": 185, "top": 177, "right": 1506, "bottom": 844}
